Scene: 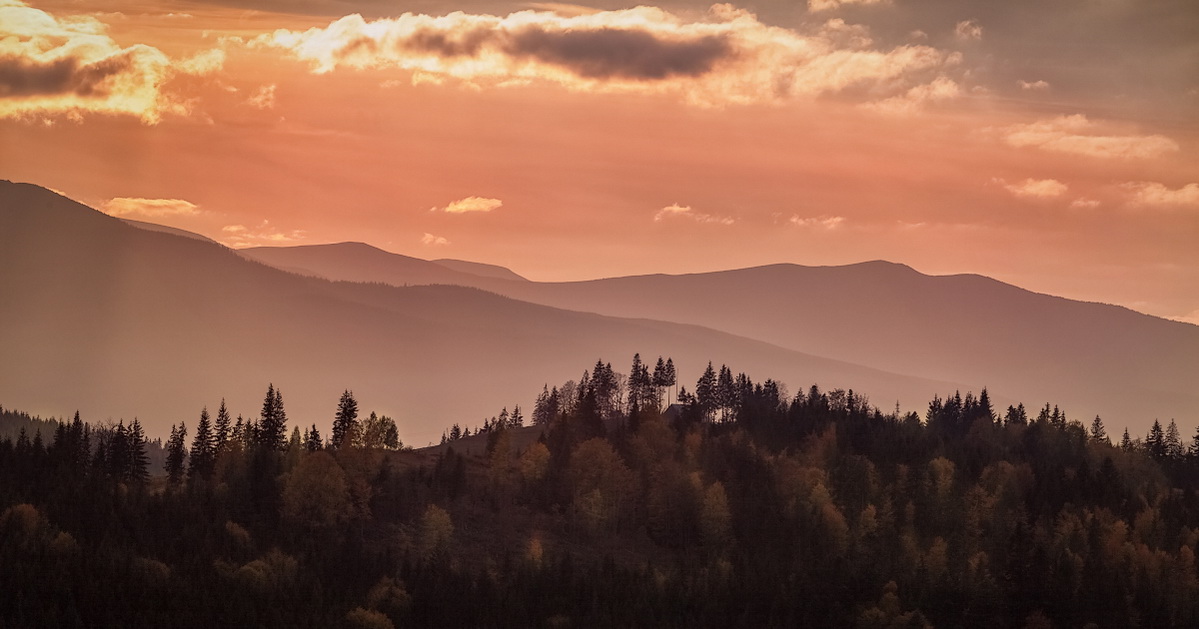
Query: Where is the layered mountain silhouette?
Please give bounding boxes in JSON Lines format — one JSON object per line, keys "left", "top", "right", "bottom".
{"left": 0, "top": 181, "right": 966, "bottom": 444}
{"left": 241, "top": 242, "right": 1199, "bottom": 436}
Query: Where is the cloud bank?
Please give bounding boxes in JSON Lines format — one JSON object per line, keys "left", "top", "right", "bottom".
{"left": 1002, "top": 115, "right": 1179, "bottom": 160}
{"left": 102, "top": 197, "right": 200, "bottom": 217}
{"left": 0, "top": 0, "right": 221, "bottom": 122}
{"left": 261, "top": 4, "right": 957, "bottom": 107}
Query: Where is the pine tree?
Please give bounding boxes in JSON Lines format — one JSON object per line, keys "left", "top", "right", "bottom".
{"left": 1165, "top": 419, "right": 1183, "bottom": 459}
{"left": 716, "top": 365, "right": 735, "bottom": 422}
{"left": 214, "top": 399, "right": 231, "bottom": 451}
{"left": 259, "top": 383, "right": 288, "bottom": 451}
{"left": 696, "top": 362, "right": 718, "bottom": 420}
{"left": 651, "top": 356, "right": 668, "bottom": 410}
{"left": 306, "top": 424, "right": 323, "bottom": 451}
{"left": 189, "top": 407, "right": 216, "bottom": 482}
{"left": 1146, "top": 420, "right": 1166, "bottom": 459}
{"left": 126, "top": 419, "right": 149, "bottom": 483}
{"left": 332, "top": 389, "right": 359, "bottom": 449}
{"left": 533, "top": 385, "right": 560, "bottom": 426}
{"left": 1089, "top": 416, "right": 1108, "bottom": 444}
{"left": 510, "top": 405, "right": 524, "bottom": 428}
{"left": 1190, "top": 424, "right": 1199, "bottom": 458}
{"left": 165, "top": 422, "right": 188, "bottom": 485}
{"left": 107, "top": 421, "right": 130, "bottom": 480}
{"left": 1120, "top": 427, "right": 1134, "bottom": 452}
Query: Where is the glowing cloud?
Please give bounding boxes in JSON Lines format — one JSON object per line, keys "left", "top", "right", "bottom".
{"left": 246, "top": 84, "right": 276, "bottom": 109}
{"left": 438, "top": 196, "right": 503, "bottom": 213}
{"left": 103, "top": 197, "right": 200, "bottom": 217}
{"left": 421, "top": 232, "right": 450, "bottom": 245}
{"left": 654, "top": 203, "right": 734, "bottom": 224}
{"left": 1002, "top": 115, "right": 1179, "bottom": 160}
{"left": 808, "top": 0, "right": 890, "bottom": 13}
{"left": 996, "top": 178, "right": 1068, "bottom": 199}
{"left": 1070, "top": 198, "right": 1100, "bottom": 209}
{"left": 1018, "top": 79, "right": 1049, "bottom": 91}
{"left": 261, "top": 5, "right": 956, "bottom": 107}
{"left": 222, "top": 222, "right": 306, "bottom": 247}
{"left": 1122, "top": 182, "right": 1199, "bottom": 208}
{"left": 954, "top": 20, "right": 982, "bottom": 42}
{"left": 790, "top": 214, "right": 845, "bottom": 229}
{"left": 0, "top": 0, "right": 222, "bottom": 123}
{"left": 862, "top": 75, "right": 959, "bottom": 116}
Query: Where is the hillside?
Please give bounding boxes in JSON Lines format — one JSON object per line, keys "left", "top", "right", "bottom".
{"left": 241, "top": 244, "right": 1199, "bottom": 435}
{"left": 0, "top": 181, "right": 962, "bottom": 445}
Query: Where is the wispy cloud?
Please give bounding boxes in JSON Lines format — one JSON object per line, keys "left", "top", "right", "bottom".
{"left": 246, "top": 84, "right": 276, "bottom": 109}
{"left": 421, "top": 232, "right": 450, "bottom": 246}
{"left": 0, "top": 0, "right": 223, "bottom": 123}
{"left": 436, "top": 196, "right": 503, "bottom": 214}
{"left": 260, "top": 5, "right": 957, "bottom": 107}
{"left": 808, "top": 0, "right": 890, "bottom": 13}
{"left": 789, "top": 214, "right": 845, "bottom": 229}
{"left": 861, "top": 75, "right": 959, "bottom": 116}
{"left": 954, "top": 20, "right": 982, "bottom": 42}
{"left": 654, "top": 203, "right": 734, "bottom": 225}
{"left": 1001, "top": 115, "right": 1178, "bottom": 160}
{"left": 221, "top": 221, "right": 306, "bottom": 247}
{"left": 1122, "top": 182, "right": 1199, "bottom": 208}
{"left": 1018, "top": 79, "right": 1049, "bottom": 91}
{"left": 995, "top": 178, "right": 1068, "bottom": 199}
{"left": 102, "top": 197, "right": 200, "bottom": 217}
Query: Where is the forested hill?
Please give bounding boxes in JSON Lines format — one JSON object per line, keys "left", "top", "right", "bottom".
{"left": 4, "top": 355, "right": 1199, "bottom": 627}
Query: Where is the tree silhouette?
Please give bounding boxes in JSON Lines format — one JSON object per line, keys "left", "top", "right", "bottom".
{"left": 189, "top": 407, "right": 216, "bottom": 482}
{"left": 165, "top": 422, "right": 188, "bottom": 485}
{"left": 1089, "top": 416, "right": 1108, "bottom": 444}
{"left": 259, "top": 383, "right": 288, "bottom": 451}
{"left": 332, "top": 389, "right": 359, "bottom": 449}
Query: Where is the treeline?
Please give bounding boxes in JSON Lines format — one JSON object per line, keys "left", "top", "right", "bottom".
{"left": 2, "top": 357, "right": 1199, "bottom": 628}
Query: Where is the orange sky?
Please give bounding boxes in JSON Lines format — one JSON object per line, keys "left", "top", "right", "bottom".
{"left": 2, "top": 0, "right": 1197, "bottom": 322}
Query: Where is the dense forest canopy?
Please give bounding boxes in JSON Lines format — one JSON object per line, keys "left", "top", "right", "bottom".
{"left": 2, "top": 356, "right": 1198, "bottom": 628}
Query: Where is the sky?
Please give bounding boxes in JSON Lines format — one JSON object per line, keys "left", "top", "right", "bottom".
{"left": 2, "top": 0, "right": 1197, "bottom": 323}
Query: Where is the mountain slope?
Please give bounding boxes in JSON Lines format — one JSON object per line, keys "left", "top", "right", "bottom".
{"left": 0, "top": 181, "right": 963, "bottom": 444}
{"left": 241, "top": 244, "right": 1199, "bottom": 434}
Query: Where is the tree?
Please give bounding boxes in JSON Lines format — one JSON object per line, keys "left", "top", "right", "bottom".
{"left": 651, "top": 356, "right": 669, "bottom": 410}
{"left": 695, "top": 362, "right": 718, "bottom": 421}
{"left": 282, "top": 451, "right": 351, "bottom": 534}
{"left": 1165, "top": 419, "right": 1183, "bottom": 459}
{"left": 627, "top": 353, "right": 653, "bottom": 415}
{"left": 663, "top": 358, "right": 677, "bottom": 404}
{"left": 1146, "top": 420, "right": 1166, "bottom": 459}
{"left": 1088, "top": 416, "right": 1108, "bottom": 444}
{"left": 259, "top": 384, "right": 288, "bottom": 451}
{"left": 126, "top": 419, "right": 149, "bottom": 483}
{"left": 332, "top": 390, "right": 359, "bottom": 449}
{"left": 189, "top": 407, "right": 216, "bottom": 482}
{"left": 165, "top": 422, "right": 188, "bottom": 485}
{"left": 214, "top": 399, "right": 231, "bottom": 452}
{"left": 1004, "top": 404, "right": 1028, "bottom": 427}
{"left": 305, "top": 424, "right": 323, "bottom": 451}
{"left": 532, "top": 385, "right": 560, "bottom": 426}
{"left": 361, "top": 413, "right": 400, "bottom": 449}
{"left": 716, "top": 364, "right": 735, "bottom": 422}
{"left": 1120, "top": 428, "right": 1134, "bottom": 452}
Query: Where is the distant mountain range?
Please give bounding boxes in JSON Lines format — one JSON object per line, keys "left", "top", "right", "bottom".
{"left": 2, "top": 181, "right": 973, "bottom": 444}
{"left": 239, "top": 238, "right": 1199, "bottom": 437}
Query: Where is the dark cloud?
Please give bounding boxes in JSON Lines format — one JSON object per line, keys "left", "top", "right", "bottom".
{"left": 503, "top": 27, "right": 731, "bottom": 80}
{"left": 0, "top": 53, "right": 129, "bottom": 98}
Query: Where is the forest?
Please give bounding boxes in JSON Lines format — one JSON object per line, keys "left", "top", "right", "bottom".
{"left": 3, "top": 355, "right": 1199, "bottom": 628}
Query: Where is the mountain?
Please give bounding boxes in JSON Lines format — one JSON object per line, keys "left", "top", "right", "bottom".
{"left": 432, "top": 258, "right": 527, "bottom": 282}
{"left": 241, "top": 244, "right": 1199, "bottom": 435}
{"left": 0, "top": 181, "right": 964, "bottom": 445}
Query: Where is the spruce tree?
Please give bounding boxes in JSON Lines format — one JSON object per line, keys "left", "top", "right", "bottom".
{"left": 1146, "top": 420, "right": 1166, "bottom": 459}
{"left": 126, "top": 419, "right": 149, "bottom": 483}
{"left": 332, "top": 389, "right": 359, "bottom": 449}
{"left": 214, "top": 399, "right": 231, "bottom": 451}
{"left": 1165, "top": 419, "right": 1183, "bottom": 459}
{"left": 1120, "top": 428, "right": 1134, "bottom": 452}
{"left": 258, "top": 383, "right": 288, "bottom": 451}
{"left": 305, "top": 424, "right": 323, "bottom": 451}
{"left": 165, "top": 422, "right": 188, "bottom": 485}
{"left": 189, "top": 408, "right": 216, "bottom": 482}
{"left": 1088, "top": 416, "right": 1108, "bottom": 444}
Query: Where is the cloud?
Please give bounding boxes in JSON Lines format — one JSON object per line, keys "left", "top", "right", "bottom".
{"left": 654, "top": 203, "right": 734, "bottom": 224}
{"left": 789, "top": 214, "right": 845, "bottom": 229}
{"left": 246, "top": 84, "right": 276, "bottom": 109}
{"left": 1001, "top": 115, "right": 1179, "bottom": 160}
{"left": 102, "top": 197, "right": 200, "bottom": 217}
{"left": 808, "top": 0, "right": 890, "bottom": 13}
{"left": 1070, "top": 198, "right": 1100, "bottom": 209}
{"left": 954, "top": 20, "right": 982, "bottom": 42}
{"left": 436, "top": 196, "right": 503, "bottom": 213}
{"left": 221, "top": 221, "right": 306, "bottom": 247}
{"left": 0, "top": 0, "right": 222, "bottom": 123}
{"left": 260, "top": 5, "right": 957, "bottom": 107}
{"left": 1018, "top": 79, "right": 1049, "bottom": 91}
{"left": 861, "top": 75, "right": 958, "bottom": 115}
{"left": 995, "top": 178, "right": 1068, "bottom": 199}
{"left": 421, "top": 232, "right": 450, "bottom": 246}
{"left": 1122, "top": 182, "right": 1199, "bottom": 208}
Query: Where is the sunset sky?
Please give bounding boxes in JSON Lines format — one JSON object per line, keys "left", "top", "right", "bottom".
{"left": 2, "top": 0, "right": 1197, "bottom": 323}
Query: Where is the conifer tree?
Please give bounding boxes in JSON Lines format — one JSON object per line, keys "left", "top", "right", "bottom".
{"left": 305, "top": 424, "right": 323, "bottom": 451}
{"left": 214, "top": 399, "right": 231, "bottom": 451}
{"left": 1165, "top": 419, "right": 1183, "bottom": 459}
{"left": 1146, "top": 420, "right": 1166, "bottom": 459}
{"left": 1120, "top": 427, "right": 1134, "bottom": 452}
{"left": 1089, "top": 416, "right": 1108, "bottom": 444}
{"left": 651, "top": 356, "right": 668, "bottom": 410}
{"left": 664, "top": 358, "right": 677, "bottom": 404}
{"left": 696, "top": 362, "right": 718, "bottom": 420}
{"left": 332, "top": 389, "right": 359, "bottom": 449}
{"left": 189, "top": 408, "right": 216, "bottom": 482}
{"left": 510, "top": 405, "right": 524, "bottom": 429}
{"left": 126, "top": 419, "right": 149, "bottom": 483}
{"left": 107, "top": 422, "right": 130, "bottom": 480}
{"left": 165, "top": 422, "right": 188, "bottom": 485}
{"left": 259, "top": 383, "right": 288, "bottom": 451}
